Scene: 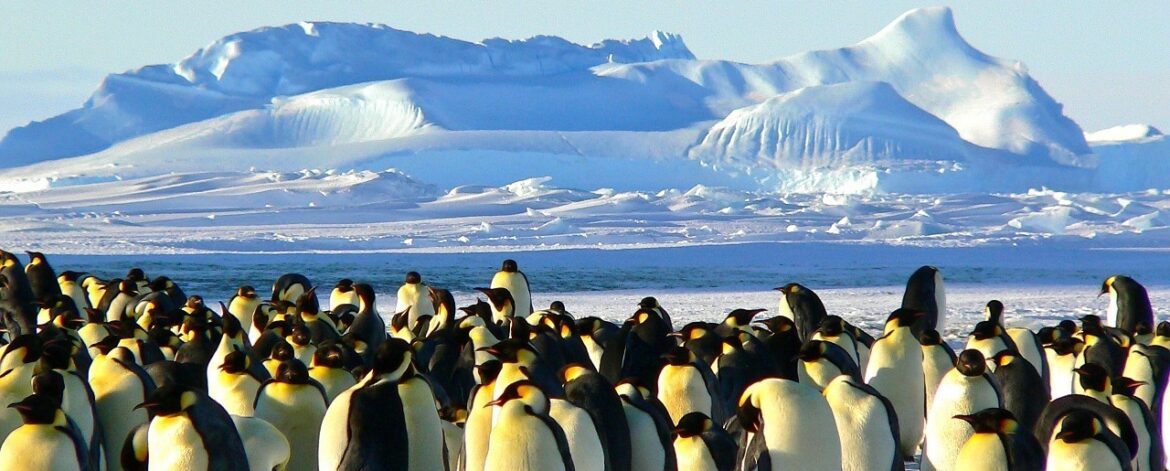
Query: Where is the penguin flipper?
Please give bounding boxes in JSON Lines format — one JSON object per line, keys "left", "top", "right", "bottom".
{"left": 1033, "top": 395, "right": 1138, "bottom": 458}
{"left": 190, "top": 399, "right": 249, "bottom": 471}
{"left": 120, "top": 422, "right": 149, "bottom": 471}
{"left": 340, "top": 383, "right": 409, "bottom": 471}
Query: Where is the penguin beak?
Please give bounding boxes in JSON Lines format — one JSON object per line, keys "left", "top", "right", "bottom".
{"left": 133, "top": 401, "right": 155, "bottom": 411}
{"left": 953, "top": 414, "right": 976, "bottom": 425}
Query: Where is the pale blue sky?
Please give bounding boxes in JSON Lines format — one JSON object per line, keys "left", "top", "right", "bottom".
{"left": 1, "top": 1, "right": 1166, "bottom": 135}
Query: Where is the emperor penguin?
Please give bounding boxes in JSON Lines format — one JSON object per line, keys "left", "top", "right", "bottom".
{"left": 230, "top": 414, "right": 291, "bottom": 471}
{"left": 576, "top": 317, "right": 617, "bottom": 371}
{"left": 57, "top": 271, "right": 91, "bottom": 311}
{"left": 89, "top": 345, "right": 155, "bottom": 471}
{"left": 207, "top": 350, "right": 264, "bottom": 416}
{"left": 270, "top": 273, "right": 311, "bottom": 304}
{"left": 991, "top": 349, "right": 1049, "bottom": 432}
{"left": 657, "top": 345, "right": 722, "bottom": 425}
{"left": 1047, "top": 336, "right": 1084, "bottom": 399}
{"left": 755, "top": 316, "right": 801, "bottom": 380}
{"left": 615, "top": 380, "right": 676, "bottom": 471}
{"left": 638, "top": 297, "right": 674, "bottom": 333}
{"left": 396, "top": 272, "right": 436, "bottom": 329}
{"left": 822, "top": 375, "right": 904, "bottom": 471}
{"left": 319, "top": 338, "right": 445, "bottom": 471}
{"left": 920, "top": 329, "right": 957, "bottom": 417}
{"left": 952, "top": 408, "right": 1045, "bottom": 471}
{"left": 462, "top": 360, "right": 503, "bottom": 471}
{"left": 491, "top": 259, "right": 533, "bottom": 316}
{"left": 1102, "top": 275, "right": 1154, "bottom": 334}
{"left": 775, "top": 282, "right": 827, "bottom": 342}
{"left": 965, "top": 320, "right": 1016, "bottom": 364}
{"left": 104, "top": 280, "right": 140, "bottom": 323}
{"left": 0, "top": 393, "right": 87, "bottom": 471}
{"left": 23, "top": 251, "right": 60, "bottom": 302}
{"left": 254, "top": 360, "right": 328, "bottom": 471}
{"left": 308, "top": 344, "right": 357, "bottom": 403}
{"left": 329, "top": 278, "right": 358, "bottom": 312}
{"left": 226, "top": 286, "right": 260, "bottom": 332}
{"left": 737, "top": 377, "right": 842, "bottom": 470}
{"left": 812, "top": 315, "right": 862, "bottom": 368}
{"left": 0, "top": 335, "right": 42, "bottom": 440}
{"left": 671, "top": 411, "right": 736, "bottom": 471}
{"left": 561, "top": 364, "right": 632, "bottom": 471}
{"left": 1046, "top": 409, "right": 1132, "bottom": 471}
{"left": 484, "top": 380, "right": 575, "bottom": 471}
{"left": 864, "top": 308, "right": 927, "bottom": 460}
{"left": 901, "top": 265, "right": 946, "bottom": 336}
{"left": 550, "top": 393, "right": 607, "bottom": 471}
{"left": 35, "top": 346, "right": 102, "bottom": 469}
{"left": 476, "top": 287, "right": 516, "bottom": 325}
{"left": 343, "top": 282, "right": 386, "bottom": 366}
{"left": 713, "top": 308, "right": 767, "bottom": 338}
{"left": 1122, "top": 344, "right": 1170, "bottom": 410}
{"left": 797, "top": 339, "right": 862, "bottom": 391}
{"left": 1111, "top": 377, "right": 1163, "bottom": 471}
{"left": 921, "top": 349, "right": 1003, "bottom": 471}
{"left": 138, "top": 383, "right": 248, "bottom": 471}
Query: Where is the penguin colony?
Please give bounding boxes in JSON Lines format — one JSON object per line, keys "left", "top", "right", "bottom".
{"left": 0, "top": 249, "right": 1166, "bottom": 470}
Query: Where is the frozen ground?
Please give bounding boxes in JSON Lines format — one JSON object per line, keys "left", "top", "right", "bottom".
{"left": 48, "top": 244, "right": 1170, "bottom": 345}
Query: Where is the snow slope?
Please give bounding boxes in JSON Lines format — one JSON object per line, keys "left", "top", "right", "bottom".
{"left": 0, "top": 7, "right": 1108, "bottom": 195}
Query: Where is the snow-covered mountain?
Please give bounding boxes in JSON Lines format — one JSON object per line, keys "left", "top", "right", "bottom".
{"left": 0, "top": 7, "right": 1164, "bottom": 195}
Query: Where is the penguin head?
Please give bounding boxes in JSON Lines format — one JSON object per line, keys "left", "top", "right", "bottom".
{"left": 148, "top": 276, "right": 174, "bottom": 293}
{"left": 638, "top": 297, "right": 660, "bottom": 310}
{"left": 500, "top": 259, "right": 519, "bottom": 273}
{"left": 274, "top": 359, "right": 312, "bottom": 384}
{"left": 724, "top": 308, "right": 767, "bottom": 328}
{"left": 404, "top": 272, "right": 422, "bottom": 284}
{"left": 1051, "top": 336, "right": 1085, "bottom": 356}
{"left": 1056, "top": 320, "right": 1078, "bottom": 337}
{"left": 35, "top": 341, "right": 73, "bottom": 373}
{"left": 487, "top": 379, "right": 548, "bottom": 412}
{"left": 954, "top": 349, "right": 987, "bottom": 377}
{"left": 969, "top": 321, "right": 1003, "bottom": 341}
{"left": 31, "top": 369, "right": 65, "bottom": 401}
{"left": 757, "top": 316, "right": 796, "bottom": 335}
{"left": 312, "top": 344, "right": 346, "bottom": 369}
{"left": 558, "top": 363, "right": 592, "bottom": 385}
{"left": 8, "top": 393, "right": 64, "bottom": 426}
{"left": 984, "top": 300, "right": 1004, "bottom": 325}
{"left": 886, "top": 308, "right": 925, "bottom": 329}
{"left": 1157, "top": 321, "right": 1170, "bottom": 338}
{"left": 219, "top": 350, "right": 249, "bottom": 374}
{"left": 1055, "top": 410, "right": 1103, "bottom": 443}
{"left": 136, "top": 384, "right": 199, "bottom": 417}
{"left": 237, "top": 285, "right": 257, "bottom": 299}
{"left": 475, "top": 360, "right": 503, "bottom": 385}
{"left": 1073, "top": 363, "right": 1111, "bottom": 393}
{"left": 117, "top": 280, "right": 139, "bottom": 296}
{"left": 797, "top": 340, "right": 827, "bottom": 362}
{"left": 125, "top": 268, "right": 146, "bottom": 282}
{"left": 288, "top": 324, "right": 312, "bottom": 347}
{"left": 1080, "top": 315, "right": 1105, "bottom": 332}
{"left": 480, "top": 339, "right": 536, "bottom": 365}
{"left": 24, "top": 251, "right": 46, "bottom": 267}
{"left": 3, "top": 334, "right": 43, "bottom": 366}
{"left": 221, "top": 312, "right": 245, "bottom": 339}
{"left": 954, "top": 408, "right": 1019, "bottom": 435}
{"left": 548, "top": 301, "right": 566, "bottom": 313}
{"left": 991, "top": 349, "right": 1023, "bottom": 369}
{"left": 370, "top": 338, "right": 414, "bottom": 380}
{"left": 1099, "top": 276, "right": 1116, "bottom": 296}
{"left": 663, "top": 346, "right": 696, "bottom": 366}
{"left": 918, "top": 329, "right": 944, "bottom": 346}
{"left": 57, "top": 271, "right": 83, "bottom": 283}
{"left": 1112, "top": 376, "right": 1146, "bottom": 396}
{"left": 333, "top": 279, "right": 354, "bottom": 292}
{"left": 476, "top": 288, "right": 514, "bottom": 315}
{"left": 295, "top": 288, "right": 320, "bottom": 315}
{"left": 673, "top": 411, "right": 715, "bottom": 438}
{"left": 270, "top": 341, "right": 295, "bottom": 362}
{"left": 816, "top": 316, "right": 846, "bottom": 338}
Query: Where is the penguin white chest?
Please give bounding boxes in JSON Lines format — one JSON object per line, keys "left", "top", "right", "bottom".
{"left": 657, "top": 365, "right": 711, "bottom": 423}
{"left": 485, "top": 404, "right": 567, "bottom": 471}
{"left": 953, "top": 433, "right": 1008, "bottom": 471}
{"left": 1046, "top": 439, "right": 1124, "bottom": 471}
{"left": 674, "top": 435, "right": 717, "bottom": 471}
{"left": 922, "top": 373, "right": 1000, "bottom": 471}
{"left": 148, "top": 414, "right": 209, "bottom": 471}
{"left": 1106, "top": 289, "right": 1119, "bottom": 327}
{"left": 0, "top": 425, "right": 82, "bottom": 471}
